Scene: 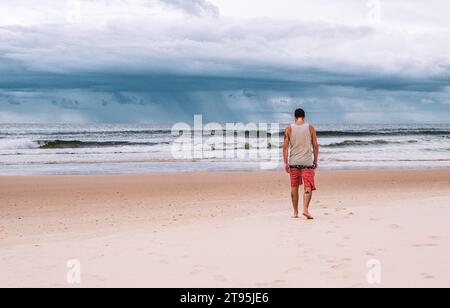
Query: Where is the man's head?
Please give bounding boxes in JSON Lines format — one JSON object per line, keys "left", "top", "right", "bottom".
{"left": 295, "top": 108, "right": 306, "bottom": 120}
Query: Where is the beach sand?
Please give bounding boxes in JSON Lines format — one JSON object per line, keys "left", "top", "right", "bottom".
{"left": 0, "top": 169, "right": 449, "bottom": 288}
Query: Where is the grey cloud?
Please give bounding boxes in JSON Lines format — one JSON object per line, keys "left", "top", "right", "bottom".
{"left": 1, "top": 1, "right": 450, "bottom": 124}
{"left": 51, "top": 98, "right": 81, "bottom": 110}
{"left": 111, "top": 92, "right": 146, "bottom": 105}
{"left": 157, "top": 0, "right": 219, "bottom": 17}
{"left": 0, "top": 93, "right": 21, "bottom": 105}
{"left": 2, "top": 78, "right": 450, "bottom": 124}
{"left": 1, "top": 14, "right": 449, "bottom": 79}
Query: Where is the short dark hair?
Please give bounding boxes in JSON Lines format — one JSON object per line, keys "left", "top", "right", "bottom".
{"left": 295, "top": 108, "right": 305, "bottom": 119}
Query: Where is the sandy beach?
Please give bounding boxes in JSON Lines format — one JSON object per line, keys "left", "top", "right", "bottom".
{"left": 0, "top": 169, "right": 449, "bottom": 288}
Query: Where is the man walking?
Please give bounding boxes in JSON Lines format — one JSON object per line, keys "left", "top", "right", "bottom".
{"left": 283, "top": 108, "right": 319, "bottom": 219}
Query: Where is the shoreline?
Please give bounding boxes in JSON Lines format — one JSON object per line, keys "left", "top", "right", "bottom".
{"left": 1, "top": 165, "right": 450, "bottom": 177}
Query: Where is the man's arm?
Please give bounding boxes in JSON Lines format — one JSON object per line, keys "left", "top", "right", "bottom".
{"left": 283, "top": 126, "right": 291, "bottom": 173}
{"left": 310, "top": 125, "right": 319, "bottom": 168}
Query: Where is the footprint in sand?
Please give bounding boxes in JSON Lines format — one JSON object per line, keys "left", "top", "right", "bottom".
{"left": 390, "top": 224, "right": 401, "bottom": 230}
{"left": 413, "top": 243, "right": 439, "bottom": 248}
{"left": 421, "top": 273, "right": 435, "bottom": 280}
{"left": 284, "top": 267, "right": 302, "bottom": 274}
{"left": 330, "top": 263, "right": 346, "bottom": 270}
{"left": 366, "top": 251, "right": 376, "bottom": 256}
{"left": 429, "top": 235, "right": 441, "bottom": 240}
{"left": 256, "top": 280, "right": 286, "bottom": 288}
{"left": 327, "top": 258, "right": 352, "bottom": 268}
{"left": 213, "top": 275, "right": 228, "bottom": 282}
{"left": 255, "top": 282, "right": 270, "bottom": 287}
{"left": 320, "top": 271, "right": 334, "bottom": 277}
{"left": 190, "top": 268, "right": 204, "bottom": 275}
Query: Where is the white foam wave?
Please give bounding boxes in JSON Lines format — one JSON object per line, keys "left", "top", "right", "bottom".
{"left": 0, "top": 139, "right": 39, "bottom": 150}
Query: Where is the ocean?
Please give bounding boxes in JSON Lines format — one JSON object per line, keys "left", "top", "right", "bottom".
{"left": 0, "top": 123, "right": 449, "bottom": 176}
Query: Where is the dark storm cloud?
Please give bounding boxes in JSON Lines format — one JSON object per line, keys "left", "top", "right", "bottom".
{"left": 1, "top": 0, "right": 450, "bottom": 123}
{"left": 1, "top": 65, "right": 449, "bottom": 93}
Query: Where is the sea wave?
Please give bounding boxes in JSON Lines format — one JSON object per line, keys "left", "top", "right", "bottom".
{"left": 0, "top": 139, "right": 40, "bottom": 150}
{"left": 323, "top": 139, "right": 394, "bottom": 148}
{"left": 0, "top": 139, "right": 171, "bottom": 150}
{"left": 316, "top": 129, "right": 450, "bottom": 137}
{"left": 37, "top": 140, "right": 169, "bottom": 149}
{"left": 0, "top": 129, "right": 173, "bottom": 137}
{"left": 2, "top": 127, "right": 449, "bottom": 139}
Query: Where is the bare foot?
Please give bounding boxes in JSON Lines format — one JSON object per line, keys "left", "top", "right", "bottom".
{"left": 303, "top": 213, "right": 314, "bottom": 220}
{"left": 292, "top": 212, "right": 299, "bottom": 219}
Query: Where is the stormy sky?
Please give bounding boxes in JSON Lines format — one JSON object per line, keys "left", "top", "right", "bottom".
{"left": 0, "top": 0, "right": 449, "bottom": 124}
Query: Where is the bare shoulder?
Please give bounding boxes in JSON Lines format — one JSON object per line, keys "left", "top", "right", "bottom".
{"left": 285, "top": 125, "right": 292, "bottom": 136}
{"left": 309, "top": 124, "right": 318, "bottom": 138}
{"left": 284, "top": 126, "right": 292, "bottom": 142}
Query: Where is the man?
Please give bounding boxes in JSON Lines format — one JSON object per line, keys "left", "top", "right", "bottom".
{"left": 283, "top": 108, "right": 319, "bottom": 220}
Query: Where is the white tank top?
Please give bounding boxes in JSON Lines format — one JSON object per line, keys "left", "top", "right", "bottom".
{"left": 289, "top": 123, "right": 314, "bottom": 166}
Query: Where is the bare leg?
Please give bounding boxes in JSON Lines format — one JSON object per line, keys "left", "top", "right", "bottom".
{"left": 291, "top": 186, "right": 299, "bottom": 218}
{"left": 303, "top": 188, "right": 314, "bottom": 219}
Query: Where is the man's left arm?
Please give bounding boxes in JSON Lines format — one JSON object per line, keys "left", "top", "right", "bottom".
{"left": 310, "top": 125, "right": 320, "bottom": 168}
